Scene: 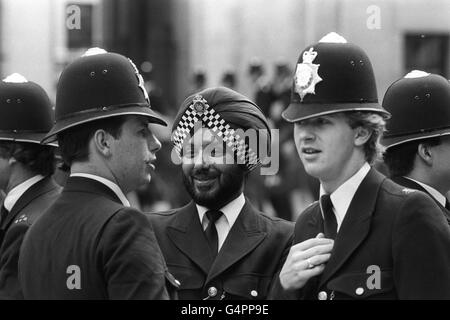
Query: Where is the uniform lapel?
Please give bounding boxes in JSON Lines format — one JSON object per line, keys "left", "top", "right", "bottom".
{"left": 205, "top": 201, "right": 266, "bottom": 284}
{"left": 391, "top": 176, "right": 427, "bottom": 193}
{"left": 305, "top": 204, "right": 324, "bottom": 239}
{"left": 2, "top": 177, "right": 59, "bottom": 229}
{"left": 166, "top": 201, "right": 213, "bottom": 275}
{"left": 433, "top": 201, "right": 450, "bottom": 224}
{"left": 391, "top": 176, "right": 450, "bottom": 224}
{"left": 319, "top": 168, "right": 385, "bottom": 288}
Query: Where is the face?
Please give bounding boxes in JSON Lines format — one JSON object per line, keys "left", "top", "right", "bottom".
{"left": 109, "top": 115, "right": 162, "bottom": 193}
{"left": 428, "top": 135, "right": 450, "bottom": 191}
{"left": 0, "top": 156, "right": 11, "bottom": 192}
{"left": 181, "top": 128, "right": 245, "bottom": 209}
{"left": 0, "top": 145, "right": 13, "bottom": 192}
{"left": 293, "top": 113, "right": 362, "bottom": 185}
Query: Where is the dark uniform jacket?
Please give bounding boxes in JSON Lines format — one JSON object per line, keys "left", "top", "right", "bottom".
{"left": 270, "top": 169, "right": 450, "bottom": 300}
{"left": 148, "top": 200, "right": 294, "bottom": 300}
{"left": 0, "top": 177, "right": 60, "bottom": 299}
{"left": 18, "top": 177, "right": 176, "bottom": 300}
{"left": 391, "top": 176, "right": 450, "bottom": 225}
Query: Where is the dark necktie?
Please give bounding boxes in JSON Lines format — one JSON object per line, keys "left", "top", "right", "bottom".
{"left": 320, "top": 195, "right": 337, "bottom": 239}
{"left": 204, "top": 210, "right": 223, "bottom": 259}
{"left": 0, "top": 205, "right": 9, "bottom": 226}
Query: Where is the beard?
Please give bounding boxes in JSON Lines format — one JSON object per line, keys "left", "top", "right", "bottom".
{"left": 182, "top": 165, "right": 245, "bottom": 209}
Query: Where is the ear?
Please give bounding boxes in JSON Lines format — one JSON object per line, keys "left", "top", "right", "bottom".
{"left": 354, "top": 126, "right": 372, "bottom": 147}
{"left": 417, "top": 143, "right": 433, "bottom": 166}
{"left": 92, "top": 129, "right": 113, "bottom": 157}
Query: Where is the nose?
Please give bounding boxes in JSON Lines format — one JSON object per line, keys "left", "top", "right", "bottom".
{"left": 148, "top": 132, "right": 162, "bottom": 154}
{"left": 294, "top": 123, "right": 315, "bottom": 144}
{"left": 193, "top": 149, "right": 213, "bottom": 169}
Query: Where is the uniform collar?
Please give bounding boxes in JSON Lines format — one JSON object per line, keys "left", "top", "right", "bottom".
{"left": 196, "top": 193, "right": 245, "bottom": 229}
{"left": 70, "top": 173, "right": 130, "bottom": 207}
{"left": 319, "top": 162, "right": 371, "bottom": 230}
{"left": 403, "top": 176, "right": 446, "bottom": 207}
{"left": 4, "top": 175, "right": 45, "bottom": 211}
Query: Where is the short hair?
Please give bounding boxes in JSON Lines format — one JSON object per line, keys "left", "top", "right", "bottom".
{"left": 383, "top": 137, "right": 441, "bottom": 177}
{"left": 0, "top": 142, "right": 56, "bottom": 176}
{"left": 343, "top": 111, "right": 387, "bottom": 164}
{"left": 57, "top": 116, "right": 127, "bottom": 167}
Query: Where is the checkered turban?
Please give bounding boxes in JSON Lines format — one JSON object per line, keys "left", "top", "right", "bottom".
{"left": 172, "top": 87, "right": 271, "bottom": 171}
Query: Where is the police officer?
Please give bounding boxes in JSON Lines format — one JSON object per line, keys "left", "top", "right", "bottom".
{"left": 270, "top": 33, "right": 450, "bottom": 299}
{"left": 248, "top": 58, "right": 271, "bottom": 117}
{"left": 0, "top": 73, "right": 60, "bottom": 299}
{"left": 382, "top": 71, "right": 450, "bottom": 223}
{"left": 148, "top": 86, "right": 293, "bottom": 300}
{"left": 220, "top": 70, "right": 237, "bottom": 90}
{"left": 19, "top": 48, "right": 178, "bottom": 299}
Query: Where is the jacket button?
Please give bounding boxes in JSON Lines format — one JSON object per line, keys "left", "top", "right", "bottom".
{"left": 355, "top": 287, "right": 364, "bottom": 296}
{"left": 318, "top": 291, "right": 327, "bottom": 300}
{"left": 250, "top": 290, "right": 258, "bottom": 297}
{"left": 208, "top": 286, "right": 218, "bottom": 297}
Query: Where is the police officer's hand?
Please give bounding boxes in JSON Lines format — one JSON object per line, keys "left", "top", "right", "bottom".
{"left": 279, "top": 233, "right": 334, "bottom": 290}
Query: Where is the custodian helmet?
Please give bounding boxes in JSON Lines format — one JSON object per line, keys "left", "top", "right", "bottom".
{"left": 381, "top": 71, "right": 450, "bottom": 149}
{"left": 282, "top": 32, "right": 389, "bottom": 122}
{"left": 0, "top": 73, "right": 54, "bottom": 145}
{"left": 42, "top": 48, "right": 167, "bottom": 144}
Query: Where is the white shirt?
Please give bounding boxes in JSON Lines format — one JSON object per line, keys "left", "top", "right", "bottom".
{"left": 319, "top": 162, "right": 371, "bottom": 231}
{"left": 196, "top": 193, "right": 245, "bottom": 251}
{"left": 70, "top": 173, "right": 130, "bottom": 207}
{"left": 404, "top": 177, "right": 447, "bottom": 207}
{"left": 3, "top": 175, "right": 45, "bottom": 211}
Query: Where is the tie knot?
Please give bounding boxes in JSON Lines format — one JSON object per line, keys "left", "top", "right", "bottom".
{"left": 320, "top": 194, "right": 333, "bottom": 212}
{"left": 206, "top": 210, "right": 223, "bottom": 224}
{"left": 320, "top": 194, "right": 337, "bottom": 239}
{"left": 0, "top": 205, "right": 9, "bottom": 225}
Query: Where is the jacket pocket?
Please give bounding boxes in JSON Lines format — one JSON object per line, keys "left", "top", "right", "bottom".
{"left": 223, "top": 274, "right": 272, "bottom": 299}
{"left": 167, "top": 264, "right": 205, "bottom": 290}
{"left": 327, "top": 270, "right": 394, "bottom": 299}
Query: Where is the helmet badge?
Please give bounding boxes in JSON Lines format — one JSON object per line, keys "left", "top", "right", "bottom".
{"left": 128, "top": 58, "right": 150, "bottom": 104}
{"left": 192, "top": 94, "right": 207, "bottom": 114}
{"left": 294, "top": 47, "right": 322, "bottom": 101}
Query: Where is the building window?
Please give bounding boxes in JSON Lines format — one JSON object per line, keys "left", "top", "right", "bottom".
{"left": 404, "top": 33, "right": 449, "bottom": 77}
{"left": 67, "top": 3, "right": 93, "bottom": 49}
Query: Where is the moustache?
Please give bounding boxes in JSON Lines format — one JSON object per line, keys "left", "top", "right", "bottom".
{"left": 190, "top": 167, "right": 220, "bottom": 180}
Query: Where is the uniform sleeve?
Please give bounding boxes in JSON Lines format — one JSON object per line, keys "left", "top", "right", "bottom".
{"left": 393, "top": 192, "right": 450, "bottom": 299}
{"left": 267, "top": 222, "right": 301, "bottom": 300}
{"left": 0, "top": 222, "right": 30, "bottom": 299}
{"left": 98, "top": 207, "right": 170, "bottom": 300}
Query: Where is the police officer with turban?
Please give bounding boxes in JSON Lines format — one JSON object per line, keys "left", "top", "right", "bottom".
{"left": 382, "top": 71, "right": 450, "bottom": 224}
{"left": 270, "top": 33, "right": 450, "bottom": 299}
{"left": 0, "top": 74, "right": 60, "bottom": 299}
{"left": 19, "top": 48, "right": 178, "bottom": 299}
{"left": 148, "top": 86, "right": 293, "bottom": 300}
